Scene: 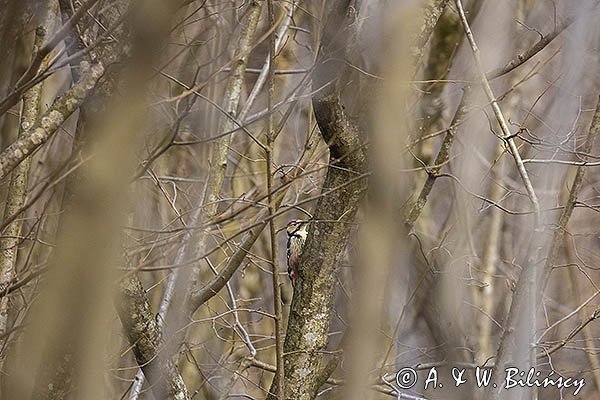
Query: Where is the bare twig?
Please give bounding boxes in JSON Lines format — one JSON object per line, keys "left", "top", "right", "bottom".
{"left": 266, "top": 1, "right": 285, "bottom": 398}
{"left": 455, "top": 0, "right": 540, "bottom": 227}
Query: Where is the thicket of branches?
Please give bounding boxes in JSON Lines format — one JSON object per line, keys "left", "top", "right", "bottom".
{"left": 0, "top": 0, "right": 599, "bottom": 399}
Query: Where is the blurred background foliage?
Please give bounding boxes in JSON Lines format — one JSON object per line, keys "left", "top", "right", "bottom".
{"left": 0, "top": 0, "right": 600, "bottom": 399}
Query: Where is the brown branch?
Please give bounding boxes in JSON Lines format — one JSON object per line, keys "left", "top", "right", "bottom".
{"left": 491, "top": 96, "right": 600, "bottom": 395}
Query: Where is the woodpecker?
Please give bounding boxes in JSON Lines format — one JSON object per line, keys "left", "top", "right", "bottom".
{"left": 286, "top": 219, "right": 309, "bottom": 286}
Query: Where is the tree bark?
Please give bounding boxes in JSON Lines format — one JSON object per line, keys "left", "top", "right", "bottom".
{"left": 267, "top": 1, "right": 368, "bottom": 398}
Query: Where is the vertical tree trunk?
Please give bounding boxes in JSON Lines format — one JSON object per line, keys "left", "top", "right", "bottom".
{"left": 268, "top": 1, "right": 368, "bottom": 398}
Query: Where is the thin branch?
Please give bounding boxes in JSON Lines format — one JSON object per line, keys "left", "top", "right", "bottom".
{"left": 455, "top": 0, "right": 541, "bottom": 227}
{"left": 266, "top": 0, "right": 285, "bottom": 398}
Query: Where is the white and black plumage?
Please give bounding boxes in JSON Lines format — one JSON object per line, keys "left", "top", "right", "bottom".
{"left": 286, "top": 220, "right": 309, "bottom": 286}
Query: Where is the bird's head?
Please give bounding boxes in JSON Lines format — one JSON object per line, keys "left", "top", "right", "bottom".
{"left": 286, "top": 219, "right": 309, "bottom": 238}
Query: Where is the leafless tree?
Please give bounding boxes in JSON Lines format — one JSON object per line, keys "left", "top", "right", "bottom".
{"left": 0, "top": 1, "right": 599, "bottom": 399}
